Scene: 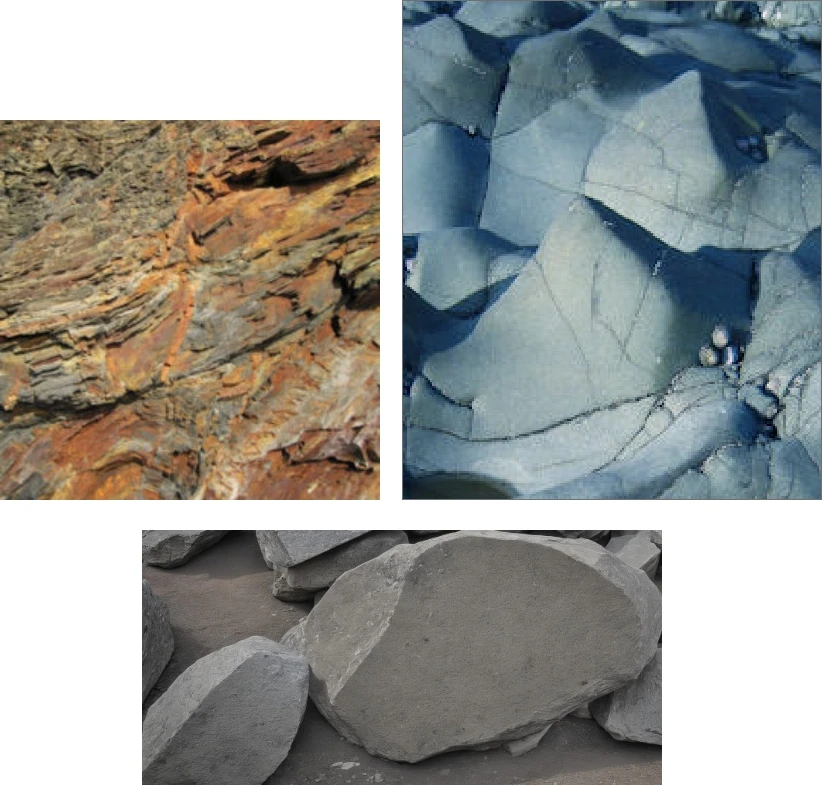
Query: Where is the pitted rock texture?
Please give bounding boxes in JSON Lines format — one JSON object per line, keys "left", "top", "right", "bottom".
{"left": 300, "top": 531, "right": 662, "bottom": 763}
{"left": 403, "top": 2, "right": 820, "bottom": 499}
{"left": 0, "top": 120, "right": 379, "bottom": 499}
{"left": 142, "top": 636, "right": 309, "bottom": 785}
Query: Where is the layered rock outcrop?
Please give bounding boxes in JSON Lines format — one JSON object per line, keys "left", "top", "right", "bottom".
{"left": 1, "top": 120, "right": 379, "bottom": 499}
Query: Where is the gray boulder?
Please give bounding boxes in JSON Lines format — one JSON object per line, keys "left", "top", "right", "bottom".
{"left": 592, "top": 647, "right": 662, "bottom": 745}
{"left": 142, "top": 580, "right": 174, "bottom": 702}
{"left": 255, "top": 530, "right": 368, "bottom": 569}
{"left": 606, "top": 532, "right": 661, "bottom": 580}
{"left": 142, "top": 530, "right": 227, "bottom": 568}
{"left": 301, "top": 531, "right": 661, "bottom": 762}
{"left": 271, "top": 568, "right": 315, "bottom": 602}
{"left": 280, "top": 618, "right": 308, "bottom": 657}
{"left": 142, "top": 636, "right": 308, "bottom": 785}
{"left": 282, "top": 531, "right": 409, "bottom": 592}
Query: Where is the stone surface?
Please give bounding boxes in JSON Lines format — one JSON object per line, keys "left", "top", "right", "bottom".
{"left": 283, "top": 530, "right": 408, "bottom": 592}
{"left": 256, "top": 530, "right": 369, "bottom": 569}
{"left": 142, "top": 636, "right": 309, "bottom": 785}
{"left": 301, "top": 531, "right": 661, "bottom": 763}
{"left": 142, "top": 530, "right": 227, "bottom": 568}
{"left": 606, "top": 532, "right": 661, "bottom": 580}
{"left": 403, "top": 3, "right": 821, "bottom": 500}
{"left": 142, "top": 579, "right": 174, "bottom": 702}
{"left": 271, "top": 568, "right": 315, "bottom": 602}
{"left": 0, "top": 120, "right": 379, "bottom": 499}
{"left": 592, "top": 648, "right": 662, "bottom": 746}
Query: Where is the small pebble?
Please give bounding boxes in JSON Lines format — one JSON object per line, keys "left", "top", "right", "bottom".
{"left": 711, "top": 324, "right": 730, "bottom": 349}
{"left": 699, "top": 345, "right": 719, "bottom": 367}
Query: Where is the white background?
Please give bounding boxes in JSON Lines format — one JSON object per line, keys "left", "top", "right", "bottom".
{"left": 2, "top": 1, "right": 820, "bottom": 783}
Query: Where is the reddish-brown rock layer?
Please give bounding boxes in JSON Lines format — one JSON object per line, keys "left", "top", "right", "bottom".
{"left": 0, "top": 121, "right": 379, "bottom": 499}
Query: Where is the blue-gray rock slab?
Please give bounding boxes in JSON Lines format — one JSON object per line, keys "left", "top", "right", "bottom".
{"left": 142, "top": 580, "right": 174, "bottom": 702}
{"left": 300, "top": 531, "right": 661, "bottom": 763}
{"left": 142, "top": 636, "right": 308, "bottom": 785}
{"left": 422, "top": 197, "right": 753, "bottom": 440}
{"left": 255, "top": 530, "right": 369, "bottom": 569}
{"left": 142, "top": 530, "right": 228, "bottom": 568}
{"left": 591, "top": 647, "right": 662, "bottom": 745}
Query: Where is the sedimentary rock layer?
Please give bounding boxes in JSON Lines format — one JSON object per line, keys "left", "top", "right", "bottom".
{"left": 1, "top": 120, "right": 379, "bottom": 499}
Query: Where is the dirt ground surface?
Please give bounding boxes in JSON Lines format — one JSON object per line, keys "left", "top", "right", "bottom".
{"left": 142, "top": 531, "right": 662, "bottom": 785}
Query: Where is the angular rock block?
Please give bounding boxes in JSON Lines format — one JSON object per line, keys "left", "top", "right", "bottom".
{"left": 283, "top": 531, "right": 408, "bottom": 592}
{"left": 403, "top": 16, "right": 507, "bottom": 137}
{"left": 592, "top": 648, "right": 662, "bottom": 745}
{"left": 606, "top": 531, "right": 661, "bottom": 580}
{"left": 423, "top": 197, "right": 753, "bottom": 440}
{"left": 271, "top": 568, "right": 315, "bottom": 602}
{"left": 142, "top": 530, "right": 227, "bottom": 568}
{"left": 301, "top": 531, "right": 661, "bottom": 762}
{"left": 142, "top": 580, "right": 174, "bottom": 702}
{"left": 456, "top": 1, "right": 587, "bottom": 38}
{"left": 256, "top": 530, "right": 368, "bottom": 569}
{"left": 143, "top": 636, "right": 308, "bottom": 785}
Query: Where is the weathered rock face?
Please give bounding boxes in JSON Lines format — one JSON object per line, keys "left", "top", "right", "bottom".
{"left": 142, "top": 530, "right": 227, "bottom": 568}
{"left": 0, "top": 120, "right": 379, "bottom": 499}
{"left": 301, "top": 531, "right": 661, "bottom": 762}
{"left": 142, "top": 636, "right": 309, "bottom": 785}
{"left": 592, "top": 647, "right": 662, "bottom": 745}
{"left": 256, "top": 530, "right": 369, "bottom": 568}
{"left": 142, "top": 580, "right": 174, "bottom": 702}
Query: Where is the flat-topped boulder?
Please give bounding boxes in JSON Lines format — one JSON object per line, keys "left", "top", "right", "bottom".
{"left": 142, "top": 530, "right": 227, "bottom": 568}
{"left": 142, "top": 580, "right": 173, "bottom": 701}
{"left": 256, "top": 530, "right": 368, "bottom": 568}
{"left": 301, "top": 531, "right": 661, "bottom": 762}
{"left": 142, "top": 636, "right": 308, "bottom": 785}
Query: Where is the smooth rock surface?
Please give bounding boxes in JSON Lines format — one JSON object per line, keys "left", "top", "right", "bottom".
{"left": 592, "top": 648, "right": 662, "bottom": 745}
{"left": 403, "top": 2, "right": 821, "bottom": 500}
{"left": 142, "top": 580, "right": 174, "bottom": 702}
{"left": 142, "top": 636, "right": 308, "bottom": 785}
{"left": 142, "top": 530, "right": 227, "bottom": 568}
{"left": 256, "top": 530, "right": 368, "bottom": 568}
{"left": 301, "top": 531, "right": 661, "bottom": 762}
{"left": 606, "top": 532, "right": 661, "bottom": 580}
{"left": 283, "top": 530, "right": 408, "bottom": 592}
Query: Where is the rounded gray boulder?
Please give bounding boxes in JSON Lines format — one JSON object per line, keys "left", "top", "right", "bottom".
{"left": 301, "top": 531, "right": 662, "bottom": 762}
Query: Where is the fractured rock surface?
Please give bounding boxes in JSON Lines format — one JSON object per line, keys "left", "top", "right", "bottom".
{"left": 403, "top": 4, "right": 820, "bottom": 499}
{"left": 142, "top": 636, "right": 308, "bottom": 785}
{"left": 0, "top": 120, "right": 379, "bottom": 499}
{"left": 592, "top": 647, "right": 662, "bottom": 745}
{"left": 300, "top": 531, "right": 661, "bottom": 762}
{"left": 142, "top": 579, "right": 174, "bottom": 702}
{"left": 142, "top": 530, "right": 227, "bottom": 568}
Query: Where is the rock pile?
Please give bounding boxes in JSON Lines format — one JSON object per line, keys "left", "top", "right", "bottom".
{"left": 143, "top": 529, "right": 663, "bottom": 781}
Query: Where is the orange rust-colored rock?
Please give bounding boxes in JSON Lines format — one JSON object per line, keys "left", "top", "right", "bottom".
{"left": 0, "top": 121, "right": 379, "bottom": 499}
